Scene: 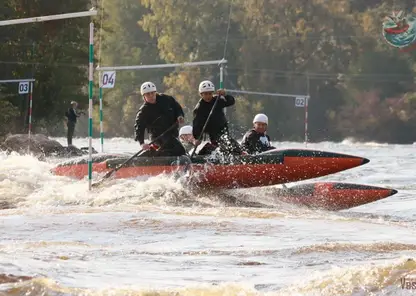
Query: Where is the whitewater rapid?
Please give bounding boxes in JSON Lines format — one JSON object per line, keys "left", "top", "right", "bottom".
{"left": 0, "top": 138, "right": 415, "bottom": 295}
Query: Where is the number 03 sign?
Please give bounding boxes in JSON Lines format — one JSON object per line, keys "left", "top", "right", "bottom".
{"left": 100, "top": 71, "right": 116, "bottom": 88}
{"left": 18, "top": 81, "right": 30, "bottom": 94}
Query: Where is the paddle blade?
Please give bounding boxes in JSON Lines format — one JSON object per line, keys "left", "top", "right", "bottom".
{"left": 103, "top": 169, "right": 116, "bottom": 179}
{"left": 91, "top": 169, "right": 116, "bottom": 188}
{"left": 91, "top": 180, "right": 105, "bottom": 188}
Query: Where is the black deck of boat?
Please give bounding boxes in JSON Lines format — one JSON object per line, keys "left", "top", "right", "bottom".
{"left": 55, "top": 149, "right": 364, "bottom": 168}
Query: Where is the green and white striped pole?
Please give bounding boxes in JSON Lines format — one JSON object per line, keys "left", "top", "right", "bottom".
{"left": 88, "top": 22, "right": 94, "bottom": 190}
{"left": 99, "top": 83, "right": 103, "bottom": 152}
{"left": 220, "top": 62, "right": 225, "bottom": 114}
{"left": 220, "top": 63, "right": 224, "bottom": 89}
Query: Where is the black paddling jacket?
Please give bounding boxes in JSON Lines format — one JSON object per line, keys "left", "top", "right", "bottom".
{"left": 65, "top": 108, "right": 79, "bottom": 123}
{"left": 192, "top": 95, "right": 235, "bottom": 141}
{"left": 134, "top": 93, "right": 184, "bottom": 144}
{"left": 241, "top": 129, "right": 276, "bottom": 154}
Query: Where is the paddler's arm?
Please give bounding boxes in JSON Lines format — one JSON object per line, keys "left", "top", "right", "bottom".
{"left": 134, "top": 108, "right": 147, "bottom": 145}
{"left": 192, "top": 103, "right": 203, "bottom": 140}
{"left": 241, "top": 131, "right": 259, "bottom": 154}
{"left": 172, "top": 96, "right": 184, "bottom": 118}
{"left": 216, "top": 89, "right": 235, "bottom": 108}
{"left": 170, "top": 95, "right": 185, "bottom": 123}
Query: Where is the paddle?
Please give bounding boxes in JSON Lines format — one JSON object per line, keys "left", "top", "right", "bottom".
{"left": 92, "top": 122, "right": 178, "bottom": 187}
{"left": 183, "top": 94, "right": 221, "bottom": 175}
{"left": 189, "top": 94, "right": 221, "bottom": 159}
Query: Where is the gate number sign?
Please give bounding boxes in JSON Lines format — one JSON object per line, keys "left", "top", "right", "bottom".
{"left": 295, "top": 96, "right": 305, "bottom": 107}
{"left": 100, "top": 71, "right": 116, "bottom": 88}
{"left": 18, "top": 81, "right": 30, "bottom": 94}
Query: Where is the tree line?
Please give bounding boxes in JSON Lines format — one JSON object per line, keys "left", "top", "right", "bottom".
{"left": 0, "top": 0, "right": 415, "bottom": 143}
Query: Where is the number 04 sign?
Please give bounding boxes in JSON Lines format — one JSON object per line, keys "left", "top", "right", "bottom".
{"left": 100, "top": 71, "right": 116, "bottom": 88}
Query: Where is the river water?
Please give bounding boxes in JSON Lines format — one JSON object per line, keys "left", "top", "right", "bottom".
{"left": 0, "top": 137, "right": 415, "bottom": 295}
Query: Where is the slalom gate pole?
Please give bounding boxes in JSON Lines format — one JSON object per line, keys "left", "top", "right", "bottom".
{"left": 28, "top": 82, "right": 33, "bottom": 152}
{"left": 88, "top": 22, "right": 94, "bottom": 191}
{"left": 99, "top": 84, "right": 103, "bottom": 152}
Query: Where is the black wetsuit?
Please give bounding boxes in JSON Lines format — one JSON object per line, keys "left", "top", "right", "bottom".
{"left": 241, "top": 129, "right": 276, "bottom": 154}
{"left": 134, "top": 93, "right": 186, "bottom": 156}
{"left": 65, "top": 108, "right": 79, "bottom": 146}
{"left": 192, "top": 95, "right": 242, "bottom": 155}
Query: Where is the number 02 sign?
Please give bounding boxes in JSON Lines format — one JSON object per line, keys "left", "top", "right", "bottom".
{"left": 100, "top": 71, "right": 116, "bottom": 88}
{"left": 18, "top": 81, "right": 30, "bottom": 94}
{"left": 295, "top": 96, "right": 306, "bottom": 107}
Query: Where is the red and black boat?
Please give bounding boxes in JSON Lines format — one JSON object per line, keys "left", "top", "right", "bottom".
{"left": 51, "top": 148, "right": 369, "bottom": 189}
{"left": 275, "top": 182, "right": 398, "bottom": 211}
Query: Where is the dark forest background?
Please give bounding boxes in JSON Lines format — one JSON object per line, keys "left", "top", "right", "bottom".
{"left": 1, "top": 0, "right": 415, "bottom": 143}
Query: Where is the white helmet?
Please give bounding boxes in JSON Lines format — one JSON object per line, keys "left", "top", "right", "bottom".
{"left": 253, "top": 113, "right": 268, "bottom": 125}
{"left": 140, "top": 81, "right": 157, "bottom": 95}
{"left": 179, "top": 125, "right": 193, "bottom": 136}
{"left": 198, "top": 80, "right": 215, "bottom": 93}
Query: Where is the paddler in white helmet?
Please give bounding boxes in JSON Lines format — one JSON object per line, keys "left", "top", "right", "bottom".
{"left": 192, "top": 80, "right": 244, "bottom": 156}
{"left": 241, "top": 113, "right": 276, "bottom": 154}
{"left": 179, "top": 125, "right": 195, "bottom": 151}
{"left": 134, "top": 81, "right": 186, "bottom": 156}
{"left": 179, "top": 125, "right": 218, "bottom": 156}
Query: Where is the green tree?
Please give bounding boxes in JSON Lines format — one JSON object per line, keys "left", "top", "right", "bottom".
{"left": 0, "top": 0, "right": 92, "bottom": 136}
{"left": 140, "top": 0, "right": 242, "bottom": 125}
{"left": 1, "top": 0, "right": 415, "bottom": 144}
{"left": 96, "top": 0, "right": 162, "bottom": 137}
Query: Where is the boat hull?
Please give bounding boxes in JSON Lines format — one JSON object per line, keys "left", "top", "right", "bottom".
{"left": 190, "top": 149, "right": 369, "bottom": 189}
{"left": 276, "top": 182, "right": 398, "bottom": 211}
{"left": 51, "top": 148, "right": 370, "bottom": 189}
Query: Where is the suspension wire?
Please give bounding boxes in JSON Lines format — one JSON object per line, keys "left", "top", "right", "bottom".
{"left": 97, "top": 0, "right": 105, "bottom": 66}
{"left": 222, "top": 2, "right": 233, "bottom": 60}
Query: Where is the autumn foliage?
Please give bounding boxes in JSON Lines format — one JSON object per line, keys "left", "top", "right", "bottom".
{"left": 0, "top": 0, "right": 415, "bottom": 143}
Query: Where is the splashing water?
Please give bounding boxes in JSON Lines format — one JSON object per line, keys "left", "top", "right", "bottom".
{"left": 0, "top": 138, "right": 415, "bottom": 295}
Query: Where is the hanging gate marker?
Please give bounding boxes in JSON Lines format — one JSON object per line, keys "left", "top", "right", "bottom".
{"left": 100, "top": 71, "right": 116, "bottom": 88}
{"left": 0, "top": 79, "right": 36, "bottom": 151}
{"left": 294, "top": 96, "right": 308, "bottom": 145}
{"left": 98, "top": 70, "right": 117, "bottom": 153}
{"left": 295, "top": 96, "right": 305, "bottom": 107}
{"left": 18, "top": 81, "right": 30, "bottom": 94}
